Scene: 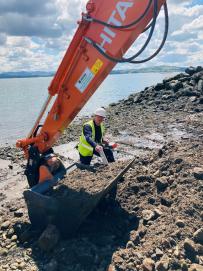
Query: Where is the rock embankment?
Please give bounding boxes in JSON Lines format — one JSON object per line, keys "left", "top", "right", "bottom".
{"left": 0, "top": 66, "right": 203, "bottom": 271}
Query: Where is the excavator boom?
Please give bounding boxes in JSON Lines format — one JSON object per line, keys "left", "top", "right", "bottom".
{"left": 17, "top": 0, "right": 167, "bottom": 154}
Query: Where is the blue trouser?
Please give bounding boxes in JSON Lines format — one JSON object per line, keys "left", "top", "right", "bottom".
{"left": 79, "top": 147, "right": 115, "bottom": 165}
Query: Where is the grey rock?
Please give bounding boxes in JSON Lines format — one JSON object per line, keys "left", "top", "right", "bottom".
{"left": 189, "top": 264, "right": 203, "bottom": 271}
{"left": 193, "top": 228, "right": 203, "bottom": 245}
{"left": 185, "top": 67, "right": 196, "bottom": 76}
{"left": 184, "top": 238, "right": 197, "bottom": 255}
{"left": 126, "top": 240, "right": 136, "bottom": 249}
{"left": 197, "top": 80, "right": 203, "bottom": 92}
{"left": 142, "top": 258, "right": 155, "bottom": 271}
{"left": 155, "top": 255, "right": 169, "bottom": 271}
{"left": 176, "top": 219, "right": 185, "bottom": 228}
{"left": 14, "top": 209, "right": 24, "bottom": 218}
{"left": 0, "top": 248, "right": 8, "bottom": 256}
{"left": 196, "top": 244, "right": 203, "bottom": 255}
{"left": 156, "top": 177, "right": 168, "bottom": 192}
{"left": 142, "top": 210, "right": 155, "bottom": 221}
{"left": 155, "top": 248, "right": 164, "bottom": 257}
{"left": 1, "top": 221, "right": 11, "bottom": 230}
{"left": 193, "top": 167, "right": 203, "bottom": 180}
{"left": 200, "top": 211, "right": 203, "bottom": 221}
{"left": 161, "top": 197, "right": 172, "bottom": 207}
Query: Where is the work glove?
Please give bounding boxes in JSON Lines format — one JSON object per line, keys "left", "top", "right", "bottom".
{"left": 95, "top": 145, "right": 103, "bottom": 153}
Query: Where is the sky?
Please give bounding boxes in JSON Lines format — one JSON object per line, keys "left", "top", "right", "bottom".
{"left": 0, "top": 0, "right": 202, "bottom": 73}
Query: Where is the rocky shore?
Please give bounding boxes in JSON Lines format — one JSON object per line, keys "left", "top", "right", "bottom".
{"left": 0, "top": 66, "right": 203, "bottom": 271}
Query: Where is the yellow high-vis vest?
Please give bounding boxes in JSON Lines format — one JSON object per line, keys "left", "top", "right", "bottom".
{"left": 78, "top": 120, "right": 105, "bottom": 157}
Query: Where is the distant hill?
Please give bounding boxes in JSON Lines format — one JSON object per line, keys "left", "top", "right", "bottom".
{"left": 0, "top": 66, "right": 185, "bottom": 79}
{"left": 0, "top": 71, "right": 55, "bottom": 79}
{"left": 111, "top": 65, "right": 186, "bottom": 74}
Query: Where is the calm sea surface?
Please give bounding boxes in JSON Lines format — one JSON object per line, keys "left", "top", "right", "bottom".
{"left": 0, "top": 72, "right": 177, "bottom": 145}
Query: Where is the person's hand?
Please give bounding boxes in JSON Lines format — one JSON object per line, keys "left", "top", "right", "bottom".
{"left": 103, "top": 138, "right": 109, "bottom": 145}
{"left": 95, "top": 145, "right": 103, "bottom": 153}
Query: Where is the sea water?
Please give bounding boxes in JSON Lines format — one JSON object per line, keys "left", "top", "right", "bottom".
{"left": 0, "top": 72, "right": 177, "bottom": 145}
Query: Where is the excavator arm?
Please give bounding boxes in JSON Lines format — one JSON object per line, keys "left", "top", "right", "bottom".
{"left": 16, "top": 0, "right": 168, "bottom": 186}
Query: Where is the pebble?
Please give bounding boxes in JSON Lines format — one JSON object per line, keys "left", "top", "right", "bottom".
{"left": 184, "top": 238, "right": 197, "bottom": 255}
{"left": 14, "top": 209, "right": 24, "bottom": 218}
{"left": 156, "top": 177, "right": 168, "bottom": 191}
{"left": 126, "top": 241, "right": 136, "bottom": 249}
{"left": 142, "top": 210, "right": 155, "bottom": 221}
{"left": 193, "top": 228, "right": 203, "bottom": 245}
{"left": 189, "top": 264, "right": 203, "bottom": 271}
{"left": 193, "top": 167, "right": 203, "bottom": 180}
{"left": 155, "top": 248, "right": 164, "bottom": 257}
{"left": 142, "top": 258, "right": 155, "bottom": 271}
{"left": 155, "top": 255, "right": 170, "bottom": 271}
{"left": 176, "top": 219, "right": 185, "bottom": 228}
{"left": 1, "top": 221, "right": 11, "bottom": 230}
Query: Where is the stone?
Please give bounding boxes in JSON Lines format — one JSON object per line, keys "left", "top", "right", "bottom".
{"left": 197, "top": 80, "right": 203, "bottom": 92}
{"left": 126, "top": 241, "right": 136, "bottom": 249}
{"left": 154, "top": 209, "right": 163, "bottom": 218}
{"left": 0, "top": 248, "right": 8, "bottom": 256}
{"left": 1, "top": 221, "right": 11, "bottom": 230}
{"left": 142, "top": 258, "right": 155, "bottom": 271}
{"left": 174, "top": 158, "right": 183, "bottom": 164}
{"left": 185, "top": 67, "right": 196, "bottom": 76}
{"left": 11, "top": 235, "right": 17, "bottom": 242}
{"left": 7, "top": 228, "right": 15, "bottom": 238}
{"left": 129, "top": 230, "right": 140, "bottom": 245}
{"left": 38, "top": 224, "right": 60, "bottom": 252}
{"left": 108, "top": 264, "right": 116, "bottom": 271}
{"left": 14, "top": 209, "right": 24, "bottom": 218}
{"left": 142, "top": 210, "right": 155, "bottom": 221}
{"left": 189, "top": 264, "right": 203, "bottom": 271}
{"left": 156, "top": 178, "right": 168, "bottom": 192}
{"left": 160, "top": 197, "right": 172, "bottom": 207}
{"left": 173, "top": 245, "right": 180, "bottom": 257}
{"left": 176, "top": 219, "right": 185, "bottom": 228}
{"left": 181, "top": 261, "right": 189, "bottom": 271}
{"left": 193, "top": 228, "right": 203, "bottom": 245}
{"left": 155, "top": 248, "right": 164, "bottom": 257}
{"left": 170, "top": 259, "right": 181, "bottom": 269}
{"left": 155, "top": 255, "right": 170, "bottom": 271}
{"left": 184, "top": 239, "right": 197, "bottom": 255}
{"left": 196, "top": 244, "right": 203, "bottom": 255}
{"left": 193, "top": 167, "right": 203, "bottom": 180}
{"left": 18, "top": 262, "right": 26, "bottom": 270}
{"left": 201, "top": 211, "right": 203, "bottom": 221}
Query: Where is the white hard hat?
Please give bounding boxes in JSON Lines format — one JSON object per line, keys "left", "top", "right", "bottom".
{"left": 94, "top": 107, "right": 106, "bottom": 118}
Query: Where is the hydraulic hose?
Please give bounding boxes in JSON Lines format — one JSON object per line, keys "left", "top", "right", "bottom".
{"left": 83, "top": 0, "right": 153, "bottom": 29}
{"left": 84, "top": 0, "right": 168, "bottom": 64}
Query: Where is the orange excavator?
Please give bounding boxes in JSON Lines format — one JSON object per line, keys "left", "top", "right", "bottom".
{"left": 16, "top": 0, "right": 169, "bottom": 235}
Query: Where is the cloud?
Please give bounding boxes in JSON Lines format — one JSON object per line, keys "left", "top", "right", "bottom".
{"left": 0, "top": 0, "right": 57, "bottom": 16}
{"left": 0, "top": 33, "right": 7, "bottom": 45}
{"left": 0, "top": 0, "right": 202, "bottom": 72}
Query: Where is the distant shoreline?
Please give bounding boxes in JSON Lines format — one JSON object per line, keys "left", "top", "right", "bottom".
{"left": 0, "top": 66, "right": 185, "bottom": 79}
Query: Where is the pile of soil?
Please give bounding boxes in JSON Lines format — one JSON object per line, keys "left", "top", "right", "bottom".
{"left": 0, "top": 66, "right": 203, "bottom": 271}
{"left": 51, "top": 160, "right": 129, "bottom": 196}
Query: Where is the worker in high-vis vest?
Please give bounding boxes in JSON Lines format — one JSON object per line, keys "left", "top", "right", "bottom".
{"left": 78, "top": 107, "right": 115, "bottom": 165}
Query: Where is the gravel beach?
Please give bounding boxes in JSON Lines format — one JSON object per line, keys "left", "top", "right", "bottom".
{"left": 0, "top": 66, "right": 203, "bottom": 271}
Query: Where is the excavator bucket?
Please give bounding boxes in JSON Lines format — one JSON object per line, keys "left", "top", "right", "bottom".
{"left": 23, "top": 158, "right": 135, "bottom": 237}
